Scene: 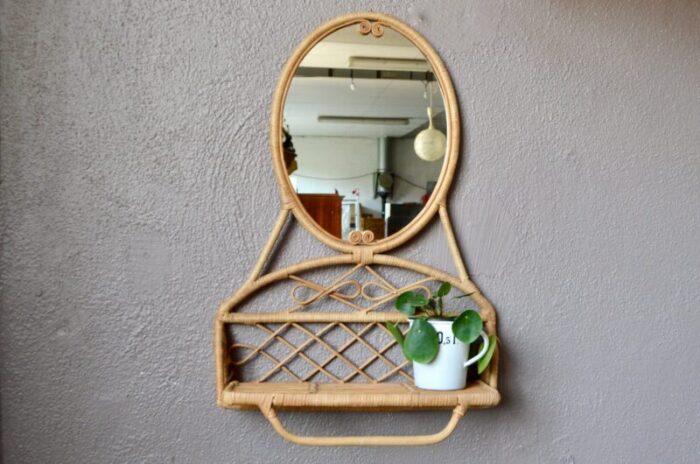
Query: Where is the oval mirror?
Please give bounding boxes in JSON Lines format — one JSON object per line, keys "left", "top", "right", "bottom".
{"left": 272, "top": 14, "right": 459, "bottom": 252}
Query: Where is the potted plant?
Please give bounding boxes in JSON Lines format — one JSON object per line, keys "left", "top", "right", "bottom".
{"left": 386, "top": 283, "right": 497, "bottom": 390}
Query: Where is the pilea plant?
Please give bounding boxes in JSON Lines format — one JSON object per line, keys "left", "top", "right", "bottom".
{"left": 386, "top": 282, "right": 497, "bottom": 374}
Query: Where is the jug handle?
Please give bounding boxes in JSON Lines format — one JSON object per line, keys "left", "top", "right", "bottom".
{"left": 464, "top": 331, "right": 489, "bottom": 368}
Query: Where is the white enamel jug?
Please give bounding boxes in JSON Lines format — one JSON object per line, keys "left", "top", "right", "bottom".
{"left": 411, "top": 319, "right": 489, "bottom": 391}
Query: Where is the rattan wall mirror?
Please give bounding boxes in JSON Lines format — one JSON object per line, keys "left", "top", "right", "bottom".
{"left": 215, "top": 12, "right": 500, "bottom": 446}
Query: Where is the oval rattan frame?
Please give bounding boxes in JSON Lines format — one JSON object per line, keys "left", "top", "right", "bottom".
{"left": 270, "top": 12, "right": 460, "bottom": 254}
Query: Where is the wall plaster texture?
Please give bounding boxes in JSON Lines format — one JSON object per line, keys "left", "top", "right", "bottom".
{"left": 1, "top": 1, "right": 699, "bottom": 463}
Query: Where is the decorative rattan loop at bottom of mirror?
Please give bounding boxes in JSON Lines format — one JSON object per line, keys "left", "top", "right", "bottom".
{"left": 348, "top": 230, "right": 362, "bottom": 244}
{"left": 348, "top": 230, "right": 375, "bottom": 245}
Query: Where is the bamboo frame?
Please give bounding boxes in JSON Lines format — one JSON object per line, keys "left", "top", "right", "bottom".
{"left": 214, "top": 12, "right": 500, "bottom": 446}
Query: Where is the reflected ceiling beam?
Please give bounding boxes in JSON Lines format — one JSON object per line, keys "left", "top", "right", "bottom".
{"left": 318, "top": 116, "right": 410, "bottom": 125}
{"left": 348, "top": 56, "right": 430, "bottom": 72}
{"left": 295, "top": 67, "right": 435, "bottom": 82}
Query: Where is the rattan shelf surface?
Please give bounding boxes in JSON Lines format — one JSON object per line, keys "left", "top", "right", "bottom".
{"left": 221, "top": 380, "right": 501, "bottom": 411}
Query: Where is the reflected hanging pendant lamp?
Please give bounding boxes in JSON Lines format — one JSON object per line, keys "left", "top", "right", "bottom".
{"left": 414, "top": 82, "right": 446, "bottom": 161}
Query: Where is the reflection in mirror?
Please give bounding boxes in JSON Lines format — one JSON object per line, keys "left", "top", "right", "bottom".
{"left": 283, "top": 23, "right": 447, "bottom": 242}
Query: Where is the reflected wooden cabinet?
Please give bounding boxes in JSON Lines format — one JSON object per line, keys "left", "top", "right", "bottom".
{"left": 361, "top": 216, "right": 385, "bottom": 240}
{"left": 298, "top": 194, "right": 342, "bottom": 238}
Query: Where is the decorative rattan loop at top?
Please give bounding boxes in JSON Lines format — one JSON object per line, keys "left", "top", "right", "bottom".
{"left": 358, "top": 20, "right": 372, "bottom": 35}
{"left": 358, "top": 19, "right": 385, "bottom": 37}
{"left": 361, "top": 230, "right": 375, "bottom": 244}
{"left": 371, "top": 21, "right": 385, "bottom": 37}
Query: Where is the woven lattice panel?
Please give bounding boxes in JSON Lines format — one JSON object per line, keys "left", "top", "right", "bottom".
{"left": 229, "top": 321, "right": 411, "bottom": 384}
{"left": 226, "top": 264, "right": 441, "bottom": 384}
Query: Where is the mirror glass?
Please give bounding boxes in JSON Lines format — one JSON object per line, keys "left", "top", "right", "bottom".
{"left": 282, "top": 23, "right": 448, "bottom": 242}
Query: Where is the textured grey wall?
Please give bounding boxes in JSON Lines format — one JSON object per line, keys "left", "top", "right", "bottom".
{"left": 1, "top": 1, "right": 699, "bottom": 463}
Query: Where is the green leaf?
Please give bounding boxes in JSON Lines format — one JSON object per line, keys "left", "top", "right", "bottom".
{"left": 395, "top": 292, "right": 417, "bottom": 315}
{"left": 436, "top": 282, "right": 452, "bottom": 297}
{"left": 395, "top": 291, "right": 429, "bottom": 315}
{"left": 477, "top": 335, "right": 498, "bottom": 374}
{"left": 452, "top": 310, "right": 483, "bottom": 344}
{"left": 402, "top": 319, "right": 439, "bottom": 364}
{"left": 385, "top": 322, "right": 405, "bottom": 347}
{"left": 407, "top": 292, "right": 428, "bottom": 308}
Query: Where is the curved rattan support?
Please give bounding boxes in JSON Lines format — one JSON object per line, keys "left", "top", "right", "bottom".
{"left": 260, "top": 401, "right": 467, "bottom": 447}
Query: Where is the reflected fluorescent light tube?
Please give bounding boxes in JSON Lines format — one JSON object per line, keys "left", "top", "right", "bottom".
{"left": 348, "top": 56, "right": 430, "bottom": 72}
{"left": 318, "top": 116, "right": 409, "bottom": 125}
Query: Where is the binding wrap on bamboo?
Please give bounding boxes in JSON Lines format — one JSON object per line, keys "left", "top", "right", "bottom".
{"left": 214, "top": 12, "right": 500, "bottom": 446}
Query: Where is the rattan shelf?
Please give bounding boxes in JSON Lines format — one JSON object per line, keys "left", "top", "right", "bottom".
{"left": 214, "top": 12, "right": 502, "bottom": 447}
{"left": 221, "top": 381, "right": 501, "bottom": 411}
{"left": 220, "top": 380, "right": 500, "bottom": 446}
